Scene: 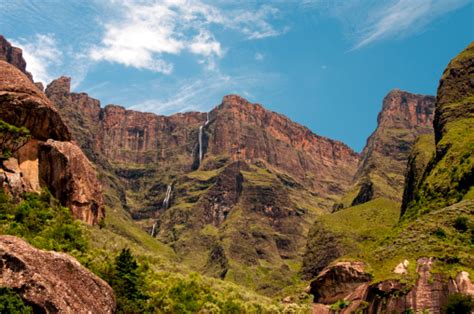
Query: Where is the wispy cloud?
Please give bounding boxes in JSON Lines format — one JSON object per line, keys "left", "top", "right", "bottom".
{"left": 126, "top": 71, "right": 282, "bottom": 114}
{"left": 255, "top": 53, "right": 265, "bottom": 61}
{"left": 352, "top": 0, "right": 470, "bottom": 50}
{"left": 90, "top": 0, "right": 286, "bottom": 74}
{"left": 301, "top": 0, "right": 470, "bottom": 50}
{"left": 12, "top": 34, "right": 62, "bottom": 84}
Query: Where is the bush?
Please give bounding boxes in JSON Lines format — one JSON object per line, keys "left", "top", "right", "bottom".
{"left": 453, "top": 216, "right": 469, "bottom": 232}
{"left": 330, "top": 299, "right": 350, "bottom": 311}
{"left": 0, "top": 287, "right": 32, "bottom": 314}
{"left": 443, "top": 293, "right": 473, "bottom": 314}
{"left": 0, "top": 190, "right": 87, "bottom": 253}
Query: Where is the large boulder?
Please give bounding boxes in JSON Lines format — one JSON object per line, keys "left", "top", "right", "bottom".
{"left": 0, "top": 60, "right": 71, "bottom": 141}
{"left": 39, "top": 140, "right": 105, "bottom": 225}
{"left": 0, "top": 235, "right": 116, "bottom": 313}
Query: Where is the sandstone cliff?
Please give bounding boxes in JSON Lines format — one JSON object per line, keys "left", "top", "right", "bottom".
{"left": 343, "top": 90, "right": 435, "bottom": 207}
{"left": 0, "top": 235, "right": 116, "bottom": 313}
{"left": 0, "top": 41, "right": 105, "bottom": 225}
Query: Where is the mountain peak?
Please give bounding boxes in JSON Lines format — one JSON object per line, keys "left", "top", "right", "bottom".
{"left": 0, "top": 35, "right": 33, "bottom": 81}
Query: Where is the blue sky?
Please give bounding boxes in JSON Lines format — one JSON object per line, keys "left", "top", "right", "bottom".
{"left": 1, "top": 0, "right": 473, "bottom": 151}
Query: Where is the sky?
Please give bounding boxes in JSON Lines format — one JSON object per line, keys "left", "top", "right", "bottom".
{"left": 0, "top": 0, "right": 473, "bottom": 152}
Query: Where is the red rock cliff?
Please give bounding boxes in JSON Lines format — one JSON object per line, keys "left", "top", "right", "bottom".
{"left": 348, "top": 89, "right": 435, "bottom": 205}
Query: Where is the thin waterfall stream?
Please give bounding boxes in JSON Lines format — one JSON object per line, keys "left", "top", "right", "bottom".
{"left": 198, "top": 112, "right": 210, "bottom": 164}
{"left": 150, "top": 183, "right": 173, "bottom": 237}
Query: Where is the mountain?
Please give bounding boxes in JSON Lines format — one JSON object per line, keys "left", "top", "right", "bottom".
{"left": 337, "top": 89, "right": 435, "bottom": 208}
{"left": 304, "top": 41, "right": 474, "bottom": 313}
{"left": 44, "top": 77, "right": 359, "bottom": 293}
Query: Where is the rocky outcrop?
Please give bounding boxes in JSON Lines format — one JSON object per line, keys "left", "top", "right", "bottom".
{"left": 310, "top": 258, "right": 474, "bottom": 314}
{"left": 39, "top": 140, "right": 105, "bottom": 225}
{"left": 0, "top": 61, "right": 71, "bottom": 141}
{"left": 0, "top": 35, "right": 33, "bottom": 81}
{"left": 347, "top": 90, "right": 435, "bottom": 206}
{"left": 0, "top": 235, "right": 116, "bottom": 313}
{"left": 309, "top": 261, "right": 371, "bottom": 304}
{"left": 0, "top": 57, "right": 104, "bottom": 225}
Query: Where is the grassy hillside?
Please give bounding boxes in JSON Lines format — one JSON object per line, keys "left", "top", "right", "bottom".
{"left": 302, "top": 198, "right": 399, "bottom": 278}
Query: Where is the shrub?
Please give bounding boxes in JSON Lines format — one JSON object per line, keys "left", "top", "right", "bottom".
{"left": 443, "top": 293, "right": 473, "bottom": 314}
{"left": 0, "top": 190, "right": 87, "bottom": 253}
{"left": 330, "top": 299, "right": 350, "bottom": 311}
{"left": 453, "top": 216, "right": 469, "bottom": 232}
{"left": 0, "top": 287, "right": 32, "bottom": 314}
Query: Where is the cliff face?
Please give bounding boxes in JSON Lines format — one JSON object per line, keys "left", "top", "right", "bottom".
{"left": 346, "top": 90, "right": 435, "bottom": 206}
{"left": 45, "top": 79, "right": 360, "bottom": 293}
{"left": 0, "top": 48, "right": 104, "bottom": 225}
{"left": 207, "top": 95, "right": 359, "bottom": 198}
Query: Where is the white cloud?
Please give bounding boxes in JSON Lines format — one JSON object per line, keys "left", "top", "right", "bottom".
{"left": 255, "top": 53, "right": 264, "bottom": 61}
{"left": 90, "top": 0, "right": 286, "bottom": 73}
{"left": 12, "top": 34, "right": 62, "bottom": 84}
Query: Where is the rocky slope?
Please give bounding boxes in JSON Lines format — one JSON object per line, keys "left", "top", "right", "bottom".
{"left": 339, "top": 89, "right": 435, "bottom": 208}
{"left": 0, "top": 39, "right": 104, "bottom": 225}
{"left": 0, "top": 235, "right": 116, "bottom": 313}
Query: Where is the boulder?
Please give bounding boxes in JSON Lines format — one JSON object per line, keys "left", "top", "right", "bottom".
{"left": 39, "top": 140, "right": 105, "bottom": 225}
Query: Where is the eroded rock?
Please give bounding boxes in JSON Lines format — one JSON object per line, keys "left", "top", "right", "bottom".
{"left": 0, "top": 235, "right": 115, "bottom": 313}
{"left": 39, "top": 140, "right": 105, "bottom": 225}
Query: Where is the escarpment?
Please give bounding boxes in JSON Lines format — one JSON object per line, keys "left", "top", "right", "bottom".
{"left": 0, "top": 39, "right": 105, "bottom": 225}
{"left": 341, "top": 90, "right": 435, "bottom": 207}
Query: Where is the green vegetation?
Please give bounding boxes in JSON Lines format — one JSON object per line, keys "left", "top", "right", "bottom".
{"left": 329, "top": 299, "right": 350, "bottom": 311}
{"left": 0, "top": 190, "right": 87, "bottom": 253}
{"left": 366, "top": 200, "right": 474, "bottom": 283}
{"left": 0, "top": 288, "right": 32, "bottom": 314}
{"left": 0, "top": 119, "right": 30, "bottom": 159}
{"left": 443, "top": 293, "right": 473, "bottom": 314}
{"left": 302, "top": 198, "right": 399, "bottom": 277}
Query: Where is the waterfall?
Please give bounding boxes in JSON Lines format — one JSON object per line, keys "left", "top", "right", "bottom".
{"left": 162, "top": 184, "right": 172, "bottom": 210}
{"left": 198, "top": 112, "right": 210, "bottom": 164}
{"left": 150, "top": 222, "right": 156, "bottom": 237}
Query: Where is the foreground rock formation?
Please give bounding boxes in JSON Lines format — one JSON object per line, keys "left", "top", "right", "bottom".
{"left": 0, "top": 37, "right": 105, "bottom": 225}
{"left": 310, "top": 259, "right": 474, "bottom": 314}
{"left": 0, "top": 235, "right": 116, "bottom": 313}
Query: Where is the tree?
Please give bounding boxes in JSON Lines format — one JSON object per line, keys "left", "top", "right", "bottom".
{"left": 0, "top": 119, "right": 30, "bottom": 159}
{"left": 113, "top": 248, "right": 147, "bottom": 313}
